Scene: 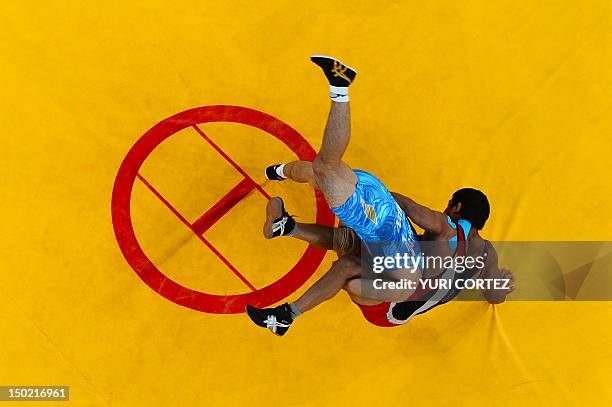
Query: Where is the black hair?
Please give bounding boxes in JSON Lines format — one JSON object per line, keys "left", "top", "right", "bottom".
{"left": 451, "top": 188, "right": 490, "bottom": 229}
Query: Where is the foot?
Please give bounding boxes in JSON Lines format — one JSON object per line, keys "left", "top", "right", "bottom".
{"left": 265, "top": 164, "right": 286, "bottom": 181}
{"left": 263, "top": 197, "right": 296, "bottom": 239}
{"left": 310, "top": 55, "right": 357, "bottom": 87}
{"left": 245, "top": 303, "right": 294, "bottom": 336}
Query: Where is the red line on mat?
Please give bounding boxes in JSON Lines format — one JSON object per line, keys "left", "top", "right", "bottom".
{"left": 191, "top": 178, "right": 256, "bottom": 235}
{"left": 192, "top": 124, "right": 272, "bottom": 200}
{"left": 135, "top": 173, "right": 257, "bottom": 292}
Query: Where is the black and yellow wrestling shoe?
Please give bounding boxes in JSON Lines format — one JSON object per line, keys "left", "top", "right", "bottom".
{"left": 245, "top": 303, "right": 294, "bottom": 336}
{"left": 310, "top": 55, "right": 357, "bottom": 87}
{"left": 263, "top": 197, "right": 296, "bottom": 239}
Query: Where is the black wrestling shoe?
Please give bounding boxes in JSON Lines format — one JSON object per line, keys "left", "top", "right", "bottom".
{"left": 310, "top": 55, "right": 357, "bottom": 87}
{"left": 263, "top": 197, "right": 296, "bottom": 239}
{"left": 246, "top": 303, "right": 293, "bottom": 336}
{"left": 265, "top": 164, "right": 286, "bottom": 181}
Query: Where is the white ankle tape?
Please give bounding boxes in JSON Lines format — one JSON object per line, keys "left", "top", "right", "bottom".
{"left": 329, "top": 85, "right": 349, "bottom": 102}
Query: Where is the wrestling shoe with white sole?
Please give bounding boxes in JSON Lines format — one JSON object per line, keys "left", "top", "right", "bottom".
{"left": 265, "top": 164, "right": 286, "bottom": 181}
{"left": 245, "top": 303, "right": 294, "bottom": 336}
{"left": 310, "top": 55, "right": 357, "bottom": 87}
{"left": 263, "top": 197, "right": 296, "bottom": 239}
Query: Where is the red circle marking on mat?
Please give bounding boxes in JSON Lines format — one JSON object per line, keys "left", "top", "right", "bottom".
{"left": 111, "top": 105, "right": 334, "bottom": 314}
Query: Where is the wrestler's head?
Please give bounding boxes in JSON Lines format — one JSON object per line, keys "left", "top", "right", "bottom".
{"left": 444, "top": 188, "right": 490, "bottom": 230}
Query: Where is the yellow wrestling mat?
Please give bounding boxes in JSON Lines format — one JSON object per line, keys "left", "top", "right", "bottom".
{"left": 1, "top": 1, "right": 611, "bottom": 405}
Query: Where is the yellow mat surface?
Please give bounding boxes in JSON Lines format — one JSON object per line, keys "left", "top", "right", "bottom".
{"left": 2, "top": 1, "right": 611, "bottom": 406}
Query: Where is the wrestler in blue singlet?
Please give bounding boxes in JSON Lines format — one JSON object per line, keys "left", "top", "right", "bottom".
{"left": 331, "top": 169, "right": 421, "bottom": 260}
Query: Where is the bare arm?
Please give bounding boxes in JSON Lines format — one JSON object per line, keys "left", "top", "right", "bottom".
{"left": 391, "top": 192, "right": 448, "bottom": 234}
{"left": 480, "top": 244, "right": 515, "bottom": 304}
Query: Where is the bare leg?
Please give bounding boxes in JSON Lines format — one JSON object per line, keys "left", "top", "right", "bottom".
{"left": 291, "top": 223, "right": 361, "bottom": 257}
{"left": 312, "top": 102, "right": 358, "bottom": 208}
{"left": 279, "top": 102, "right": 358, "bottom": 202}
{"left": 262, "top": 198, "right": 358, "bottom": 256}
{"left": 343, "top": 276, "right": 419, "bottom": 303}
{"left": 292, "top": 223, "right": 335, "bottom": 250}
{"left": 283, "top": 160, "right": 318, "bottom": 189}
{"left": 293, "top": 255, "right": 362, "bottom": 313}
{"left": 292, "top": 254, "right": 419, "bottom": 314}
{"left": 344, "top": 289, "right": 383, "bottom": 306}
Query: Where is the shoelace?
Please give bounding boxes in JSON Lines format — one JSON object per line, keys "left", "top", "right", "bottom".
{"left": 263, "top": 315, "right": 290, "bottom": 333}
{"left": 272, "top": 216, "right": 288, "bottom": 235}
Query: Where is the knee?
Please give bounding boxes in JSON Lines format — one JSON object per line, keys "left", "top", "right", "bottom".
{"left": 333, "top": 227, "right": 360, "bottom": 257}
{"left": 312, "top": 157, "right": 326, "bottom": 177}
{"left": 342, "top": 278, "right": 358, "bottom": 293}
{"left": 312, "top": 156, "right": 336, "bottom": 178}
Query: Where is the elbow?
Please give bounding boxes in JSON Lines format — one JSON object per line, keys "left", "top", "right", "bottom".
{"left": 484, "top": 292, "right": 506, "bottom": 304}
